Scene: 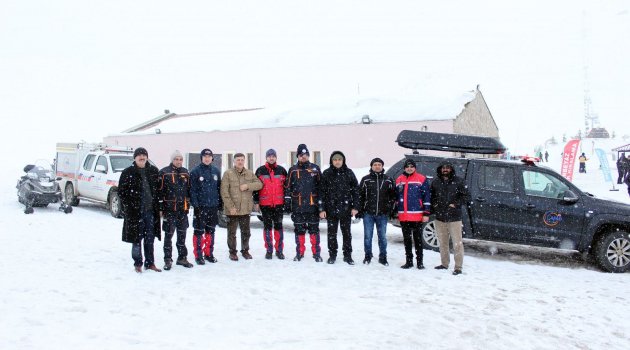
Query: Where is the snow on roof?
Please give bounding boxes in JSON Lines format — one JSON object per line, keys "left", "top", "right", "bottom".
{"left": 121, "top": 89, "right": 478, "bottom": 135}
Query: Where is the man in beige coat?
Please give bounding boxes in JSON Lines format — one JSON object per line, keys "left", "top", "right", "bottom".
{"left": 220, "top": 153, "right": 263, "bottom": 261}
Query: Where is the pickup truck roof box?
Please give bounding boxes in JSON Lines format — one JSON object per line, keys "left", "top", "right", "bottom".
{"left": 396, "top": 130, "right": 506, "bottom": 154}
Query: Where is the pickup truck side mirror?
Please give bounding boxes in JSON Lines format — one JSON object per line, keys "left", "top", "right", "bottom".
{"left": 562, "top": 190, "right": 579, "bottom": 204}
{"left": 95, "top": 164, "right": 107, "bottom": 173}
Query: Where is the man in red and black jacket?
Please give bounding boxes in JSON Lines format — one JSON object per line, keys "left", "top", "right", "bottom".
{"left": 395, "top": 158, "right": 431, "bottom": 270}
{"left": 157, "top": 150, "right": 193, "bottom": 270}
{"left": 254, "top": 149, "right": 288, "bottom": 260}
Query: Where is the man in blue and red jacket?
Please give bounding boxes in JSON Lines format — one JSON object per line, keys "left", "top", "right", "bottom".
{"left": 254, "top": 149, "right": 288, "bottom": 260}
{"left": 395, "top": 158, "right": 431, "bottom": 269}
{"left": 189, "top": 148, "right": 222, "bottom": 265}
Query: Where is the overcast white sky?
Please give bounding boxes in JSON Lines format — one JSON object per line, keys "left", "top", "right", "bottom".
{"left": 1, "top": 0, "right": 628, "bottom": 169}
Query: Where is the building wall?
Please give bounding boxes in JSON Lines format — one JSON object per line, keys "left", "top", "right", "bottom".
{"left": 453, "top": 91, "right": 499, "bottom": 138}
{"left": 103, "top": 119, "right": 455, "bottom": 172}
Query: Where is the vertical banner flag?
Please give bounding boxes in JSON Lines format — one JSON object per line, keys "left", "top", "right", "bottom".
{"left": 560, "top": 139, "right": 580, "bottom": 181}
{"left": 595, "top": 148, "right": 613, "bottom": 184}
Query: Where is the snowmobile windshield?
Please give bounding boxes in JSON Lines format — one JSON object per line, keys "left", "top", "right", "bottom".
{"left": 27, "top": 160, "right": 55, "bottom": 183}
{"left": 110, "top": 155, "right": 134, "bottom": 173}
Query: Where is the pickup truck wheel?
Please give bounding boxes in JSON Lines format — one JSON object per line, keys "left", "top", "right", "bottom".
{"left": 109, "top": 191, "right": 123, "bottom": 218}
{"left": 218, "top": 210, "right": 228, "bottom": 228}
{"left": 421, "top": 220, "right": 440, "bottom": 251}
{"left": 64, "top": 183, "right": 80, "bottom": 206}
{"left": 594, "top": 231, "right": 630, "bottom": 273}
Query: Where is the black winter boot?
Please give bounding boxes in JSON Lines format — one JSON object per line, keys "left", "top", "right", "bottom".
{"left": 378, "top": 256, "right": 389, "bottom": 266}
{"left": 293, "top": 254, "right": 303, "bottom": 261}
{"left": 343, "top": 255, "right": 355, "bottom": 265}
{"left": 265, "top": 252, "right": 273, "bottom": 260}
{"left": 401, "top": 257, "right": 414, "bottom": 269}
{"left": 327, "top": 254, "right": 336, "bottom": 264}
{"left": 416, "top": 258, "right": 425, "bottom": 270}
{"left": 276, "top": 251, "right": 285, "bottom": 260}
{"left": 314, "top": 254, "right": 323, "bottom": 262}
{"left": 363, "top": 254, "right": 372, "bottom": 264}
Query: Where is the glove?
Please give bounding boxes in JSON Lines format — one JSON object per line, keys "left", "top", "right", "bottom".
{"left": 389, "top": 205, "right": 398, "bottom": 220}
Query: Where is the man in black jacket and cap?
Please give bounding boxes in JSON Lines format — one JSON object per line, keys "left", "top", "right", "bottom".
{"left": 119, "top": 147, "right": 162, "bottom": 273}
{"left": 430, "top": 161, "right": 470, "bottom": 275}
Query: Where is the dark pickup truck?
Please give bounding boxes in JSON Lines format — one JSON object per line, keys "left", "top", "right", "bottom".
{"left": 387, "top": 131, "right": 630, "bottom": 273}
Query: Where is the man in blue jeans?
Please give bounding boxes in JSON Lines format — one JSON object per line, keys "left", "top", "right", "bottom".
{"left": 358, "top": 158, "right": 397, "bottom": 266}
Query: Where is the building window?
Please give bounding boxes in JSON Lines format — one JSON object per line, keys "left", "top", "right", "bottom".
{"left": 247, "top": 153, "right": 254, "bottom": 170}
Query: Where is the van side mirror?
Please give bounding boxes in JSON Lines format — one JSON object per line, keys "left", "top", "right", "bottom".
{"left": 562, "top": 190, "right": 579, "bottom": 203}
{"left": 24, "top": 164, "right": 35, "bottom": 173}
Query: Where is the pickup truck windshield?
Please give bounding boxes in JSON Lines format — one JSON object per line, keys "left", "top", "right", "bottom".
{"left": 110, "top": 155, "right": 134, "bottom": 173}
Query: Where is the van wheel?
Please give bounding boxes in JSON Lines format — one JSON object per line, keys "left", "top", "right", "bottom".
{"left": 421, "top": 220, "right": 440, "bottom": 251}
{"left": 65, "top": 183, "right": 80, "bottom": 206}
{"left": 593, "top": 230, "right": 630, "bottom": 273}
{"left": 109, "top": 190, "right": 123, "bottom": 218}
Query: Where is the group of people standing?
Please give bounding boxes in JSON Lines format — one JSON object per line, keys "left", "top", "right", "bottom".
{"left": 119, "top": 144, "right": 468, "bottom": 276}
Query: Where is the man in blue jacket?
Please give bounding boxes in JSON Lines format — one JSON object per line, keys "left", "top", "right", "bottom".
{"left": 190, "top": 148, "right": 222, "bottom": 265}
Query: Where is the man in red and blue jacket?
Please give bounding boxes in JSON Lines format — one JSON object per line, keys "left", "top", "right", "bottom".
{"left": 254, "top": 149, "right": 288, "bottom": 260}
{"left": 395, "top": 158, "right": 431, "bottom": 269}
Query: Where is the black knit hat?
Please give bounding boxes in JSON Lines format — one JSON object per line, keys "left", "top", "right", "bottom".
{"left": 200, "top": 148, "right": 213, "bottom": 159}
{"left": 403, "top": 158, "right": 416, "bottom": 168}
{"left": 370, "top": 157, "right": 384, "bottom": 167}
{"left": 296, "top": 144, "right": 309, "bottom": 157}
{"left": 133, "top": 147, "right": 148, "bottom": 158}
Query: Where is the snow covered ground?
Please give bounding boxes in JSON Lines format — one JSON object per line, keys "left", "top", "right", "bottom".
{"left": 1, "top": 142, "right": 629, "bottom": 350}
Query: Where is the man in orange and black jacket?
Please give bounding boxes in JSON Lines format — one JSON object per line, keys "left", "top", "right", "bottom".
{"left": 284, "top": 144, "right": 323, "bottom": 262}
{"left": 157, "top": 150, "right": 193, "bottom": 270}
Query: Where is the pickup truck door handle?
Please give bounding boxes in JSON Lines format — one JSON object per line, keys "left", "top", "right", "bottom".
{"left": 475, "top": 197, "right": 486, "bottom": 202}
{"left": 525, "top": 204, "right": 536, "bottom": 209}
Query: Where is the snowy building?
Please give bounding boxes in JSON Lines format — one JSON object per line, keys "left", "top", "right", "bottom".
{"left": 103, "top": 86, "right": 500, "bottom": 172}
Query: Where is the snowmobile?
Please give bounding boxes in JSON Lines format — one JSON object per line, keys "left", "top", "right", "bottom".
{"left": 16, "top": 160, "right": 72, "bottom": 214}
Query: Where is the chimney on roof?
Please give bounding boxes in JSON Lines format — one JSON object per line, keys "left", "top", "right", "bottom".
{"left": 164, "top": 109, "right": 170, "bottom": 114}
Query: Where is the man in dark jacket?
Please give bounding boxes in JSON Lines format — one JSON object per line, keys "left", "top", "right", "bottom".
{"left": 430, "top": 161, "right": 470, "bottom": 275}
{"left": 358, "top": 157, "right": 396, "bottom": 266}
{"left": 284, "top": 144, "right": 323, "bottom": 262}
{"left": 254, "top": 149, "right": 288, "bottom": 260}
{"left": 157, "top": 150, "right": 193, "bottom": 270}
{"left": 319, "top": 151, "right": 359, "bottom": 265}
{"left": 189, "top": 148, "right": 222, "bottom": 265}
{"left": 119, "top": 147, "right": 162, "bottom": 273}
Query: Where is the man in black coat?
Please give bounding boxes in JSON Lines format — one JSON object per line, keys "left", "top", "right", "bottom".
{"left": 119, "top": 147, "right": 162, "bottom": 273}
{"left": 319, "top": 151, "right": 359, "bottom": 265}
{"left": 358, "top": 157, "right": 397, "bottom": 266}
{"left": 157, "top": 150, "right": 193, "bottom": 270}
{"left": 430, "top": 161, "right": 470, "bottom": 276}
